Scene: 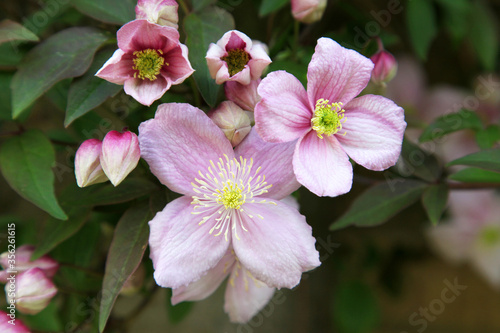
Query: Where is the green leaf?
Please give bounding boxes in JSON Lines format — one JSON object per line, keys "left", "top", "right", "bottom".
{"left": 419, "top": 109, "right": 483, "bottom": 143}
{"left": 468, "top": 1, "right": 499, "bottom": 70}
{"left": 11, "top": 27, "right": 108, "bottom": 118}
{"left": 65, "top": 48, "right": 122, "bottom": 127}
{"left": 447, "top": 149, "right": 500, "bottom": 172}
{"left": 396, "top": 138, "right": 441, "bottom": 182}
{"left": 192, "top": 0, "right": 217, "bottom": 11}
{"left": 0, "top": 130, "right": 67, "bottom": 220}
{"left": 259, "top": 0, "right": 290, "bottom": 16}
{"left": 476, "top": 125, "right": 500, "bottom": 149}
{"left": 421, "top": 184, "right": 448, "bottom": 226}
{"left": 184, "top": 7, "right": 235, "bottom": 107}
{"left": 0, "top": 42, "right": 24, "bottom": 67}
{"left": 406, "top": 0, "right": 437, "bottom": 60}
{"left": 72, "top": 0, "right": 136, "bottom": 25}
{"left": 448, "top": 167, "right": 500, "bottom": 183}
{"left": 330, "top": 180, "right": 427, "bottom": 231}
{"left": 333, "top": 280, "right": 379, "bottom": 333}
{"left": 0, "top": 19, "right": 39, "bottom": 45}
{"left": 21, "top": 299, "right": 63, "bottom": 331}
{"left": 99, "top": 202, "right": 151, "bottom": 332}
{"left": 166, "top": 289, "right": 194, "bottom": 324}
{"left": 0, "top": 72, "right": 13, "bottom": 120}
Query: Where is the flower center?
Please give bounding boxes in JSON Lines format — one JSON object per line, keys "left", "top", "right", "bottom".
{"left": 221, "top": 48, "right": 250, "bottom": 77}
{"left": 217, "top": 183, "right": 245, "bottom": 209}
{"left": 311, "top": 99, "right": 346, "bottom": 139}
{"left": 132, "top": 49, "right": 167, "bottom": 81}
{"left": 479, "top": 226, "right": 500, "bottom": 247}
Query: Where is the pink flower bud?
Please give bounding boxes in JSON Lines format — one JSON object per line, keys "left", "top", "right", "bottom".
{"left": 135, "top": 0, "right": 179, "bottom": 28}
{"left": 0, "top": 245, "right": 59, "bottom": 283}
{"left": 100, "top": 131, "right": 140, "bottom": 187}
{"left": 209, "top": 101, "right": 251, "bottom": 147}
{"left": 6, "top": 268, "right": 58, "bottom": 315}
{"left": 0, "top": 311, "right": 30, "bottom": 333}
{"left": 291, "top": 0, "right": 327, "bottom": 24}
{"left": 370, "top": 50, "right": 398, "bottom": 85}
{"left": 74, "top": 139, "right": 108, "bottom": 188}
{"left": 225, "top": 79, "right": 261, "bottom": 112}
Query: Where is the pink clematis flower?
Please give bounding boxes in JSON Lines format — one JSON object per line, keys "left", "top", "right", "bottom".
{"left": 255, "top": 37, "right": 406, "bottom": 197}
{"left": 206, "top": 30, "right": 271, "bottom": 85}
{"left": 291, "top": 0, "right": 327, "bottom": 23}
{"left": 100, "top": 130, "right": 141, "bottom": 186}
{"left": 225, "top": 79, "right": 261, "bottom": 112}
{"left": 0, "top": 311, "right": 30, "bottom": 333}
{"left": 96, "top": 19, "right": 194, "bottom": 106}
{"left": 139, "top": 103, "right": 320, "bottom": 292}
{"left": 135, "top": 0, "right": 179, "bottom": 28}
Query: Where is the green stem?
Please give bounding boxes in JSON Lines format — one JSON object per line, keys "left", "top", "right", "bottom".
{"left": 177, "top": 0, "right": 190, "bottom": 16}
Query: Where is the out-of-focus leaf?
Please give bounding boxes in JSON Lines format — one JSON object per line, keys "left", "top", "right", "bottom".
{"left": 72, "top": 0, "right": 136, "bottom": 25}
{"left": 447, "top": 149, "right": 500, "bottom": 172}
{"left": 46, "top": 79, "right": 71, "bottom": 111}
{"left": 421, "top": 184, "right": 448, "bottom": 226}
{"left": 184, "top": 7, "right": 235, "bottom": 107}
{"left": 468, "top": 1, "right": 498, "bottom": 71}
{"left": 65, "top": 48, "right": 122, "bottom": 127}
{"left": 448, "top": 167, "right": 500, "bottom": 183}
{"left": 192, "top": 0, "right": 217, "bottom": 11}
{"left": 0, "top": 72, "right": 13, "bottom": 120}
{"left": 435, "top": 0, "right": 470, "bottom": 43}
{"left": 476, "top": 125, "right": 500, "bottom": 149}
{"left": 166, "top": 289, "right": 194, "bottom": 324}
{"left": 259, "top": 0, "right": 289, "bottom": 16}
{"left": 406, "top": 0, "right": 437, "bottom": 60}
{"left": 21, "top": 299, "right": 63, "bottom": 331}
{"left": 330, "top": 180, "right": 427, "bottom": 231}
{"left": 0, "top": 42, "right": 24, "bottom": 67}
{"left": 0, "top": 19, "right": 39, "bottom": 45}
{"left": 99, "top": 202, "right": 151, "bottom": 332}
{"left": 419, "top": 110, "right": 483, "bottom": 142}
{"left": 0, "top": 130, "right": 67, "bottom": 220}
{"left": 11, "top": 27, "right": 108, "bottom": 118}
{"left": 395, "top": 138, "right": 441, "bottom": 182}
{"left": 268, "top": 60, "right": 307, "bottom": 86}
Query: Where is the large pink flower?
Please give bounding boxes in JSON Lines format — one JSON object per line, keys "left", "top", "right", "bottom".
{"left": 96, "top": 19, "right": 194, "bottom": 106}
{"left": 139, "top": 103, "right": 320, "bottom": 291}
{"left": 255, "top": 37, "right": 406, "bottom": 197}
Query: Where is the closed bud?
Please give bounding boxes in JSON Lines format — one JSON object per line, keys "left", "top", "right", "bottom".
{"left": 0, "top": 245, "right": 59, "bottom": 284}
{"left": 75, "top": 139, "right": 108, "bottom": 188}
{"left": 209, "top": 101, "right": 251, "bottom": 147}
{"left": 135, "top": 0, "right": 179, "bottom": 28}
{"left": 225, "top": 79, "right": 261, "bottom": 112}
{"left": 0, "top": 311, "right": 30, "bottom": 333}
{"left": 100, "top": 131, "right": 141, "bottom": 187}
{"left": 291, "top": 0, "right": 327, "bottom": 24}
{"left": 370, "top": 50, "right": 398, "bottom": 85}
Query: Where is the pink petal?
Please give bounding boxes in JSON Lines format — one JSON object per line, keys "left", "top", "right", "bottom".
{"left": 255, "top": 71, "right": 312, "bottom": 143}
{"left": 206, "top": 43, "right": 226, "bottom": 79}
{"left": 293, "top": 131, "right": 352, "bottom": 197}
{"left": 307, "top": 38, "right": 374, "bottom": 106}
{"left": 14, "top": 268, "right": 58, "bottom": 315}
{"left": 74, "top": 138, "right": 108, "bottom": 187}
{"left": 337, "top": 94, "right": 406, "bottom": 171}
{"left": 247, "top": 43, "right": 271, "bottom": 80}
{"left": 139, "top": 103, "right": 234, "bottom": 196}
{"left": 234, "top": 129, "right": 300, "bottom": 200}
{"left": 149, "top": 196, "right": 231, "bottom": 289}
{"left": 135, "top": 0, "right": 179, "bottom": 28}
{"left": 124, "top": 76, "right": 170, "bottom": 106}
{"left": 233, "top": 201, "right": 320, "bottom": 289}
{"left": 100, "top": 131, "right": 140, "bottom": 186}
{"left": 225, "top": 79, "right": 261, "bottom": 111}
{"left": 117, "top": 19, "right": 180, "bottom": 53}
{"left": 219, "top": 30, "right": 251, "bottom": 51}
{"left": 162, "top": 44, "right": 194, "bottom": 85}
{"left": 95, "top": 49, "right": 133, "bottom": 85}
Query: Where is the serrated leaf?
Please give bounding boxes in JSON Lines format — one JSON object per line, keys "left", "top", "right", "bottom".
{"left": 11, "top": 27, "right": 108, "bottom": 118}
{"left": 406, "top": 0, "right": 437, "bottom": 60}
{"left": 419, "top": 109, "right": 483, "bottom": 143}
{"left": 395, "top": 138, "right": 441, "bottom": 182}
{"left": 0, "top": 19, "right": 39, "bottom": 45}
{"left": 259, "top": 0, "right": 290, "bottom": 16}
{"left": 184, "top": 7, "right": 235, "bottom": 107}
{"left": 330, "top": 180, "right": 427, "bottom": 231}
{"left": 166, "top": 289, "right": 194, "bottom": 324}
{"left": 468, "top": 1, "right": 499, "bottom": 70}
{"left": 0, "top": 130, "right": 67, "bottom": 220}
{"left": 99, "top": 202, "right": 151, "bottom": 332}
{"left": 448, "top": 167, "right": 500, "bottom": 183}
{"left": 422, "top": 184, "right": 448, "bottom": 226}
{"left": 447, "top": 149, "right": 500, "bottom": 172}
{"left": 65, "top": 49, "right": 122, "bottom": 127}
{"left": 476, "top": 125, "right": 500, "bottom": 149}
{"left": 72, "top": 0, "right": 136, "bottom": 25}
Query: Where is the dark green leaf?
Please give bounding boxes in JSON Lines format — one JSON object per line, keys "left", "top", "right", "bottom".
{"left": 166, "top": 289, "right": 194, "bottom": 324}
{"left": 468, "top": 1, "right": 499, "bottom": 70}
{"left": 406, "top": 0, "right": 437, "bottom": 60}
{"left": 0, "top": 72, "right": 13, "bottom": 120}
{"left": 330, "top": 180, "right": 427, "bottom": 231}
{"left": 419, "top": 109, "right": 483, "bottom": 143}
{"left": 184, "top": 7, "right": 235, "bottom": 107}
{"left": 447, "top": 149, "right": 500, "bottom": 172}
{"left": 421, "top": 184, "right": 448, "bottom": 226}
{"left": 21, "top": 299, "right": 63, "bottom": 331}
{"left": 268, "top": 60, "right": 307, "bottom": 86}
{"left": 0, "top": 130, "right": 67, "bottom": 220}
{"left": 259, "top": 0, "right": 290, "bottom": 16}
{"left": 46, "top": 79, "right": 71, "bottom": 111}
{"left": 192, "top": 0, "right": 217, "bottom": 11}
{"left": 99, "top": 202, "right": 151, "bottom": 332}
{"left": 11, "top": 27, "right": 108, "bottom": 118}
{"left": 395, "top": 138, "right": 441, "bottom": 182}
{"left": 0, "top": 19, "right": 39, "bottom": 45}
{"left": 476, "top": 125, "right": 500, "bottom": 149}
{"left": 448, "top": 167, "right": 500, "bottom": 183}
{"left": 65, "top": 49, "right": 122, "bottom": 127}
{"left": 72, "top": 0, "right": 136, "bottom": 25}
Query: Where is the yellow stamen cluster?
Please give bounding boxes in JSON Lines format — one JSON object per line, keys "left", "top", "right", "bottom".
{"left": 132, "top": 49, "right": 167, "bottom": 81}
{"left": 217, "top": 182, "right": 245, "bottom": 209}
{"left": 311, "top": 98, "right": 346, "bottom": 139}
{"left": 221, "top": 48, "right": 250, "bottom": 76}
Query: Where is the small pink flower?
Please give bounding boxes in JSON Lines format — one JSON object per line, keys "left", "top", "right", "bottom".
{"left": 225, "top": 79, "right": 261, "bottom": 111}
{"left": 209, "top": 101, "right": 251, "bottom": 147}
{"left": 100, "top": 130, "right": 140, "bottom": 187}
{"left": 370, "top": 49, "right": 397, "bottom": 85}
{"left": 255, "top": 38, "right": 406, "bottom": 197}
{"left": 96, "top": 19, "right": 194, "bottom": 106}
{"left": 135, "top": 0, "right": 179, "bottom": 28}
{"left": 74, "top": 139, "right": 108, "bottom": 188}
{"left": 206, "top": 30, "right": 271, "bottom": 85}
{"left": 0, "top": 311, "right": 30, "bottom": 333}
{"left": 0, "top": 245, "right": 59, "bottom": 283}
{"left": 291, "top": 0, "right": 327, "bottom": 23}
{"left": 139, "top": 103, "right": 320, "bottom": 291}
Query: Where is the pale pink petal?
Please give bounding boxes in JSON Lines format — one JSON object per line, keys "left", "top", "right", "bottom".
{"left": 220, "top": 66, "right": 251, "bottom": 85}
{"left": 139, "top": 103, "right": 234, "bottom": 196}
{"left": 135, "top": 0, "right": 179, "bottom": 28}
{"left": 307, "top": 38, "right": 373, "bottom": 106}
{"left": 206, "top": 43, "right": 226, "bottom": 79}
{"left": 294, "top": 131, "right": 352, "bottom": 197}
{"left": 13, "top": 268, "right": 58, "bottom": 315}
{"left": 255, "top": 71, "right": 312, "bottom": 143}
{"left": 225, "top": 79, "right": 261, "bottom": 111}
{"left": 247, "top": 44, "right": 271, "bottom": 80}
{"left": 74, "top": 139, "right": 108, "bottom": 187}
{"left": 0, "top": 245, "right": 59, "bottom": 278}
{"left": 95, "top": 49, "right": 133, "bottom": 85}
{"left": 124, "top": 76, "right": 170, "bottom": 106}
{"left": 149, "top": 197, "right": 231, "bottom": 289}
{"left": 208, "top": 101, "right": 251, "bottom": 147}
{"left": 220, "top": 30, "right": 251, "bottom": 51}
{"left": 117, "top": 19, "right": 179, "bottom": 52}
{"left": 281, "top": 195, "right": 299, "bottom": 210}
{"left": 291, "top": 0, "right": 327, "bottom": 23}
{"left": 100, "top": 131, "right": 140, "bottom": 186}
{"left": 161, "top": 44, "right": 194, "bottom": 85}
{"left": 337, "top": 94, "right": 406, "bottom": 171}
{"left": 233, "top": 202, "right": 320, "bottom": 289}
{"left": 234, "top": 129, "right": 300, "bottom": 200}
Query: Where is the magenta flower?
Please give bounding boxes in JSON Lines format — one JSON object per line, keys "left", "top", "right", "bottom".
{"left": 74, "top": 138, "right": 108, "bottom": 188}
{"left": 291, "top": 0, "right": 327, "bottom": 23}
{"left": 208, "top": 101, "right": 251, "bottom": 147}
{"left": 225, "top": 79, "right": 261, "bottom": 112}
{"left": 0, "top": 244, "right": 59, "bottom": 283}
{"left": 100, "top": 130, "right": 141, "bottom": 186}
{"left": 135, "top": 0, "right": 179, "bottom": 28}
{"left": 255, "top": 38, "right": 406, "bottom": 197}
{"left": 0, "top": 311, "right": 30, "bottom": 333}
{"left": 139, "top": 103, "right": 320, "bottom": 291}
{"left": 96, "top": 19, "right": 194, "bottom": 106}
{"left": 206, "top": 30, "right": 271, "bottom": 85}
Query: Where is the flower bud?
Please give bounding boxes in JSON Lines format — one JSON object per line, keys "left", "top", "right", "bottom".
{"left": 370, "top": 50, "right": 398, "bottom": 85}
{"left": 7, "top": 268, "right": 58, "bottom": 315}
{"left": 0, "top": 245, "right": 59, "bottom": 282}
{"left": 75, "top": 139, "right": 108, "bottom": 188}
{"left": 135, "top": 0, "right": 179, "bottom": 29}
{"left": 209, "top": 101, "right": 251, "bottom": 147}
{"left": 100, "top": 131, "right": 141, "bottom": 187}
{"left": 291, "top": 0, "right": 327, "bottom": 24}
{"left": 0, "top": 311, "right": 30, "bottom": 333}
{"left": 225, "top": 79, "right": 261, "bottom": 112}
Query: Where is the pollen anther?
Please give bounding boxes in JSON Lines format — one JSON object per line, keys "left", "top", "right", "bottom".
{"left": 311, "top": 98, "right": 346, "bottom": 139}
